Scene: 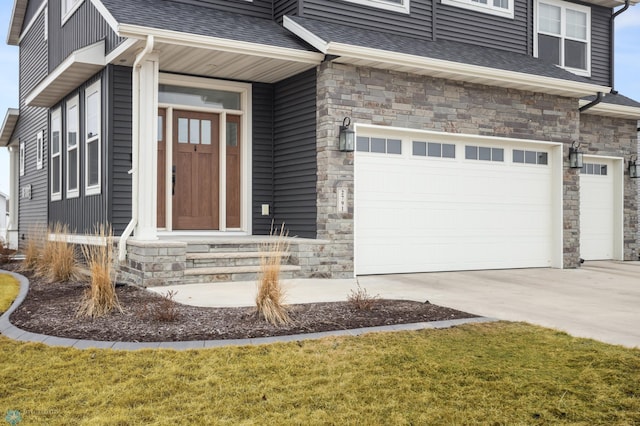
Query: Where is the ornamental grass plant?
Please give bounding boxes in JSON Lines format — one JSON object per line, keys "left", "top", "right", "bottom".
{"left": 77, "top": 224, "right": 122, "bottom": 318}
{"left": 255, "top": 223, "right": 291, "bottom": 325}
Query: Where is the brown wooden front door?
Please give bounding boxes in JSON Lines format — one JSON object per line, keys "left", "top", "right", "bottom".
{"left": 173, "top": 110, "right": 220, "bottom": 230}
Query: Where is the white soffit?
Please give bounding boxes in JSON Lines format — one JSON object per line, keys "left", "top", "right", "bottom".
{"left": 7, "top": 0, "right": 27, "bottom": 45}
{"left": 579, "top": 100, "right": 640, "bottom": 120}
{"left": 0, "top": 109, "right": 19, "bottom": 147}
{"left": 25, "top": 41, "right": 106, "bottom": 108}
{"left": 582, "top": 0, "right": 639, "bottom": 7}
{"left": 115, "top": 25, "right": 324, "bottom": 83}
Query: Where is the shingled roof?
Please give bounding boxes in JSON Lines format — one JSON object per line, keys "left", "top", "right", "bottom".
{"left": 100, "top": 0, "right": 316, "bottom": 52}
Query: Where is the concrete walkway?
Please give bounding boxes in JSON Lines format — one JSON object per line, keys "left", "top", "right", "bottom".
{"left": 150, "top": 261, "right": 640, "bottom": 348}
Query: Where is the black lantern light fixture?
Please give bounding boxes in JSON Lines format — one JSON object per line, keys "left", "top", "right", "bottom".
{"left": 339, "top": 117, "right": 355, "bottom": 152}
{"left": 630, "top": 156, "right": 639, "bottom": 178}
{"left": 569, "top": 141, "right": 584, "bottom": 169}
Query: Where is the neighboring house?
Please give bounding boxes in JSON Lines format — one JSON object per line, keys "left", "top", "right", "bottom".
{"left": 0, "top": 191, "right": 8, "bottom": 241}
{"left": 1, "top": 0, "right": 639, "bottom": 286}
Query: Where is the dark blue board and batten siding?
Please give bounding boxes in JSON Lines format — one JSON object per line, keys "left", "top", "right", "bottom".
{"left": 252, "top": 83, "right": 276, "bottom": 236}
{"left": 170, "top": 0, "right": 273, "bottom": 18}
{"left": 273, "top": 69, "right": 317, "bottom": 239}
{"left": 48, "top": 0, "right": 124, "bottom": 71}
{"left": 16, "top": 9, "right": 49, "bottom": 244}
{"left": 24, "top": 0, "right": 46, "bottom": 26}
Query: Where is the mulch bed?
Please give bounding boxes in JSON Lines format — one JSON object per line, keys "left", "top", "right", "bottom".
{"left": 3, "top": 264, "right": 478, "bottom": 342}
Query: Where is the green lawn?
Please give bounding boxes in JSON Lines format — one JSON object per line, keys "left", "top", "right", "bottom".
{"left": 0, "top": 322, "right": 638, "bottom": 425}
{"left": 0, "top": 274, "right": 20, "bottom": 313}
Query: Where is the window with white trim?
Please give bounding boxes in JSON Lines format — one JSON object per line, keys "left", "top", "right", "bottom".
{"left": 535, "top": 0, "right": 590, "bottom": 76}
{"left": 51, "top": 108, "right": 62, "bottom": 201}
{"left": 341, "top": 0, "right": 409, "bottom": 14}
{"left": 36, "top": 131, "right": 43, "bottom": 170}
{"left": 441, "top": 0, "right": 513, "bottom": 19}
{"left": 85, "top": 81, "right": 101, "bottom": 195}
{"left": 66, "top": 95, "right": 79, "bottom": 198}
{"left": 61, "top": 0, "right": 83, "bottom": 23}
{"left": 19, "top": 140, "right": 25, "bottom": 177}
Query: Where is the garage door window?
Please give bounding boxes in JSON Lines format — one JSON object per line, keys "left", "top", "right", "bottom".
{"left": 357, "top": 136, "right": 402, "bottom": 154}
{"left": 581, "top": 163, "right": 607, "bottom": 175}
{"left": 465, "top": 145, "right": 504, "bottom": 162}
{"left": 412, "top": 141, "right": 456, "bottom": 158}
{"left": 513, "top": 149, "right": 548, "bottom": 165}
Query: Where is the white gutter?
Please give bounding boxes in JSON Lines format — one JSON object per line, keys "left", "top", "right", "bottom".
{"left": 119, "top": 35, "right": 154, "bottom": 262}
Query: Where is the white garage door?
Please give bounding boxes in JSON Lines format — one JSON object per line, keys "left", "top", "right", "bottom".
{"left": 580, "top": 158, "right": 616, "bottom": 260}
{"left": 355, "top": 133, "right": 560, "bottom": 275}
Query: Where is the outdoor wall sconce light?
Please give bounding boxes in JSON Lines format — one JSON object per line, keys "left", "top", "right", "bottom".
{"left": 339, "top": 117, "right": 355, "bottom": 152}
{"left": 569, "top": 141, "right": 584, "bottom": 169}
{"left": 630, "top": 156, "right": 639, "bottom": 178}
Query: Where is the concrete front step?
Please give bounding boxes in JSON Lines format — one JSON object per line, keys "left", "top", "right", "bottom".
{"left": 181, "top": 265, "right": 301, "bottom": 284}
{"left": 186, "top": 251, "right": 291, "bottom": 268}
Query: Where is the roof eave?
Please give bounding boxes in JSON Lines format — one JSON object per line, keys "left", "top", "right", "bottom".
{"left": 0, "top": 108, "right": 20, "bottom": 147}
{"left": 578, "top": 100, "right": 640, "bottom": 120}
{"left": 7, "top": 0, "right": 27, "bottom": 45}
{"left": 327, "top": 42, "right": 610, "bottom": 99}
{"left": 25, "top": 41, "right": 106, "bottom": 108}
{"left": 117, "top": 24, "right": 325, "bottom": 64}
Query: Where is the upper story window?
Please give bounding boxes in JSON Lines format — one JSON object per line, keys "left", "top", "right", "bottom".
{"left": 535, "top": 0, "right": 590, "bottom": 76}
{"left": 66, "top": 96, "right": 80, "bottom": 198}
{"left": 61, "top": 0, "right": 84, "bottom": 24}
{"left": 441, "top": 0, "right": 513, "bottom": 19}
{"left": 340, "top": 0, "right": 409, "bottom": 14}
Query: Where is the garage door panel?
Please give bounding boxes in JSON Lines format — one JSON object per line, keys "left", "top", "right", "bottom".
{"left": 580, "top": 163, "right": 615, "bottom": 260}
{"left": 356, "top": 139, "right": 556, "bottom": 274}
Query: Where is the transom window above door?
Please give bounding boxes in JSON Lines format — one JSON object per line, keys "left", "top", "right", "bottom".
{"left": 159, "top": 85, "right": 241, "bottom": 110}
{"left": 535, "top": 0, "right": 590, "bottom": 76}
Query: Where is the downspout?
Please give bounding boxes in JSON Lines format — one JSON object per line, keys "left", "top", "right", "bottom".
{"left": 579, "top": 91, "right": 604, "bottom": 113}
{"left": 609, "top": 0, "right": 630, "bottom": 94}
{"left": 119, "top": 35, "right": 154, "bottom": 262}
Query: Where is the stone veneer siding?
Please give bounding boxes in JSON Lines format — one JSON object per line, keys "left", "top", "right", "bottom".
{"left": 579, "top": 114, "right": 639, "bottom": 260}
{"left": 315, "top": 61, "right": 637, "bottom": 276}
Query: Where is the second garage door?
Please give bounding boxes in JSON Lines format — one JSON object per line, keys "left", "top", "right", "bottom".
{"left": 355, "top": 131, "right": 561, "bottom": 275}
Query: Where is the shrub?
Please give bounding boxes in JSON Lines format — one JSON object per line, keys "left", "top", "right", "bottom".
{"left": 36, "top": 223, "right": 80, "bottom": 283}
{"left": 139, "top": 290, "right": 180, "bottom": 322}
{"left": 77, "top": 225, "right": 122, "bottom": 318}
{"left": 20, "top": 224, "right": 46, "bottom": 272}
{"left": 255, "top": 223, "right": 291, "bottom": 325}
{"left": 347, "top": 283, "right": 379, "bottom": 311}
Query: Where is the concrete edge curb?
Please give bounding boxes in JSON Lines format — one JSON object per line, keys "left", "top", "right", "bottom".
{"left": 0, "top": 269, "right": 498, "bottom": 351}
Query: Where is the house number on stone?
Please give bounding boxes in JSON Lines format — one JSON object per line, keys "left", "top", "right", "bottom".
{"left": 337, "top": 188, "right": 348, "bottom": 213}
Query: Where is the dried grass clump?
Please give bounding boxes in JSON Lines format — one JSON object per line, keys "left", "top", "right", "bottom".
{"left": 77, "top": 225, "right": 122, "bottom": 318}
{"left": 139, "top": 290, "right": 180, "bottom": 322}
{"left": 36, "top": 223, "right": 80, "bottom": 283}
{"left": 255, "top": 223, "right": 291, "bottom": 325}
{"left": 347, "top": 282, "right": 380, "bottom": 311}
{"left": 0, "top": 238, "right": 17, "bottom": 265}
{"left": 20, "top": 224, "right": 46, "bottom": 272}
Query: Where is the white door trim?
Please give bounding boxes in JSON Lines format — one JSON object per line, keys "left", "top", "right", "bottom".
{"left": 157, "top": 74, "right": 252, "bottom": 234}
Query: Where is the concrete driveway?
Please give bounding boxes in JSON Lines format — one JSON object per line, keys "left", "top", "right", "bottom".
{"left": 359, "top": 261, "right": 640, "bottom": 349}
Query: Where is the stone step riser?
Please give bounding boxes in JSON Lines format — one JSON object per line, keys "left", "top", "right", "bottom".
{"left": 186, "top": 244, "right": 264, "bottom": 253}
{"left": 179, "top": 271, "right": 299, "bottom": 285}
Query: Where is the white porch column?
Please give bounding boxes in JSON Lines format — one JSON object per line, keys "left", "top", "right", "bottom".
{"left": 7, "top": 144, "right": 19, "bottom": 248}
{"left": 133, "top": 53, "right": 159, "bottom": 240}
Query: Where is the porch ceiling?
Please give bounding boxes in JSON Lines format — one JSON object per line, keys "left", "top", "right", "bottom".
{"left": 111, "top": 41, "right": 319, "bottom": 84}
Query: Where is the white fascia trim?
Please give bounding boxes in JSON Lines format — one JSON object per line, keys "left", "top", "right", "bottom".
{"left": 17, "top": 1, "right": 47, "bottom": 44}
{"left": 355, "top": 123, "right": 565, "bottom": 147}
{"left": 283, "top": 16, "right": 329, "bottom": 53}
{"left": 104, "top": 38, "right": 137, "bottom": 64}
{"left": 578, "top": 100, "right": 640, "bottom": 120}
{"left": 7, "top": 0, "right": 26, "bottom": 45}
{"left": 89, "top": 0, "right": 119, "bottom": 33}
{"left": 25, "top": 41, "right": 105, "bottom": 107}
{"left": 0, "top": 109, "right": 20, "bottom": 147}
{"left": 327, "top": 42, "right": 610, "bottom": 98}
{"left": 118, "top": 24, "right": 324, "bottom": 64}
